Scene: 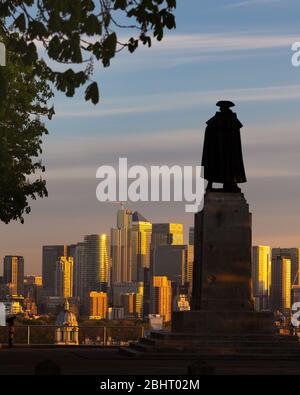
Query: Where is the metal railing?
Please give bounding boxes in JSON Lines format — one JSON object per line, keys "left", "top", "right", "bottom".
{"left": 0, "top": 325, "right": 144, "bottom": 346}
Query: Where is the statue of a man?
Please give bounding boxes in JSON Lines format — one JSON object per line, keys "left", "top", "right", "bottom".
{"left": 202, "top": 101, "right": 247, "bottom": 192}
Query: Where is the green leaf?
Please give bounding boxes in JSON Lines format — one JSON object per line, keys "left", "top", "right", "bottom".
{"left": 23, "top": 42, "right": 38, "bottom": 65}
{"left": 14, "top": 13, "right": 26, "bottom": 32}
{"left": 165, "top": 13, "right": 176, "bottom": 29}
{"left": 167, "top": 0, "right": 176, "bottom": 8}
{"left": 48, "top": 36, "right": 61, "bottom": 60}
{"left": 128, "top": 38, "right": 138, "bottom": 53}
{"left": 85, "top": 82, "right": 99, "bottom": 104}
{"left": 114, "top": 0, "right": 127, "bottom": 10}
{"left": 28, "top": 20, "right": 48, "bottom": 39}
{"left": 2, "top": 0, "right": 177, "bottom": 104}
{"left": 102, "top": 32, "right": 117, "bottom": 66}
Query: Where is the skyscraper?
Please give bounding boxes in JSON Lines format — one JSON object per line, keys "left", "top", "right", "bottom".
{"left": 152, "top": 276, "right": 172, "bottom": 322}
{"left": 42, "top": 245, "right": 68, "bottom": 296}
{"left": 89, "top": 291, "right": 107, "bottom": 320}
{"left": 149, "top": 223, "right": 184, "bottom": 312}
{"left": 252, "top": 246, "right": 271, "bottom": 311}
{"left": 81, "top": 234, "right": 110, "bottom": 311}
{"left": 151, "top": 223, "right": 183, "bottom": 249}
{"left": 112, "top": 282, "right": 143, "bottom": 307}
{"left": 272, "top": 248, "right": 300, "bottom": 286}
{"left": 3, "top": 256, "right": 24, "bottom": 297}
{"left": 73, "top": 242, "right": 85, "bottom": 299}
{"left": 119, "top": 284, "right": 144, "bottom": 319}
{"left": 111, "top": 209, "right": 132, "bottom": 284}
{"left": 185, "top": 244, "right": 194, "bottom": 295}
{"left": 121, "top": 293, "right": 135, "bottom": 318}
{"left": 131, "top": 212, "right": 152, "bottom": 282}
{"left": 188, "top": 226, "right": 195, "bottom": 296}
{"left": 270, "top": 254, "right": 291, "bottom": 313}
{"left": 24, "top": 275, "right": 43, "bottom": 310}
{"left": 189, "top": 226, "right": 194, "bottom": 245}
{"left": 99, "top": 234, "right": 110, "bottom": 286}
{"left": 55, "top": 256, "right": 74, "bottom": 298}
{"left": 152, "top": 244, "right": 187, "bottom": 286}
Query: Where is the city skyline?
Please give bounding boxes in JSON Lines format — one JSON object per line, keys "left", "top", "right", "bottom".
{"left": 0, "top": 0, "right": 300, "bottom": 274}
{"left": 1, "top": 204, "right": 300, "bottom": 276}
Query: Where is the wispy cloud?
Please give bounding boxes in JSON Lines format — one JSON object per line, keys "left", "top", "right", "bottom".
{"left": 149, "top": 31, "right": 294, "bottom": 52}
{"left": 42, "top": 118, "right": 300, "bottom": 181}
{"left": 55, "top": 84, "right": 300, "bottom": 118}
{"left": 40, "top": 31, "right": 296, "bottom": 73}
{"left": 105, "top": 30, "right": 297, "bottom": 70}
{"left": 224, "top": 0, "right": 282, "bottom": 9}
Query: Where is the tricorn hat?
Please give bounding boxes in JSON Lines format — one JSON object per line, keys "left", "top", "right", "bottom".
{"left": 216, "top": 100, "right": 235, "bottom": 109}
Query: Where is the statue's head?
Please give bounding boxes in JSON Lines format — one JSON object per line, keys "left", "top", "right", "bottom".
{"left": 216, "top": 101, "right": 235, "bottom": 112}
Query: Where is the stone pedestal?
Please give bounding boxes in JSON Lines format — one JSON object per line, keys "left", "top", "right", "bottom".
{"left": 172, "top": 310, "right": 274, "bottom": 334}
{"left": 192, "top": 192, "right": 252, "bottom": 311}
{"left": 173, "top": 191, "right": 274, "bottom": 335}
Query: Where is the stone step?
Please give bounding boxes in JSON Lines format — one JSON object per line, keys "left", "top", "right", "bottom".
{"left": 149, "top": 339, "right": 300, "bottom": 348}
{"left": 130, "top": 342, "right": 180, "bottom": 354}
{"left": 139, "top": 337, "right": 156, "bottom": 346}
{"left": 119, "top": 346, "right": 300, "bottom": 361}
{"left": 124, "top": 335, "right": 300, "bottom": 358}
{"left": 142, "top": 344, "right": 300, "bottom": 354}
{"left": 129, "top": 343, "right": 152, "bottom": 352}
{"left": 149, "top": 331, "right": 296, "bottom": 343}
{"left": 181, "top": 347, "right": 300, "bottom": 355}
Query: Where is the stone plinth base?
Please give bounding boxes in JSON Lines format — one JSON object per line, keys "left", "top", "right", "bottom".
{"left": 192, "top": 192, "right": 252, "bottom": 311}
{"left": 172, "top": 310, "right": 275, "bottom": 335}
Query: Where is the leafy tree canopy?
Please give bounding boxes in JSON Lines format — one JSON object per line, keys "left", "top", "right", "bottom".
{"left": 0, "top": 1, "right": 176, "bottom": 223}
{"left": 0, "top": 39, "right": 54, "bottom": 223}
{"left": 0, "top": 0, "right": 177, "bottom": 104}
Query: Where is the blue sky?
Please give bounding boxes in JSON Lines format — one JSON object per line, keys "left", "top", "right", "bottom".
{"left": 1, "top": 0, "right": 300, "bottom": 274}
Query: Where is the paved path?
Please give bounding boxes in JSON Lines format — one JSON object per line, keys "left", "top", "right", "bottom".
{"left": 0, "top": 348, "right": 191, "bottom": 375}
{"left": 1, "top": 347, "right": 300, "bottom": 375}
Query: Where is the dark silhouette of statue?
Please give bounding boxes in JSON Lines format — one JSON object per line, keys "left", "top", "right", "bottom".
{"left": 202, "top": 101, "right": 247, "bottom": 192}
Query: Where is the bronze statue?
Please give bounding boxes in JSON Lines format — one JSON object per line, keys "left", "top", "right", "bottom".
{"left": 202, "top": 101, "right": 247, "bottom": 192}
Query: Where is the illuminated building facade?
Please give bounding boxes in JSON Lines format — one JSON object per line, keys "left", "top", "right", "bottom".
{"left": 82, "top": 234, "right": 110, "bottom": 308}
{"left": 272, "top": 248, "right": 300, "bottom": 286}
{"left": 111, "top": 209, "right": 132, "bottom": 283}
{"left": 55, "top": 256, "right": 74, "bottom": 298}
{"left": 3, "top": 256, "right": 24, "bottom": 297}
{"left": 121, "top": 293, "right": 135, "bottom": 318}
{"left": 73, "top": 242, "right": 85, "bottom": 299}
{"left": 270, "top": 254, "right": 291, "bottom": 313}
{"left": 151, "top": 223, "right": 184, "bottom": 249}
{"left": 173, "top": 294, "right": 191, "bottom": 312}
{"left": 120, "top": 285, "right": 144, "bottom": 319}
{"left": 131, "top": 212, "right": 152, "bottom": 282}
{"left": 89, "top": 291, "right": 108, "bottom": 320}
{"left": 42, "top": 245, "right": 68, "bottom": 296}
{"left": 152, "top": 276, "right": 172, "bottom": 322}
{"left": 186, "top": 244, "right": 194, "bottom": 295}
{"left": 252, "top": 246, "right": 271, "bottom": 311}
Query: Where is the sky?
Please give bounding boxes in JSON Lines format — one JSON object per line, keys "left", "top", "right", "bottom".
{"left": 1, "top": 0, "right": 300, "bottom": 275}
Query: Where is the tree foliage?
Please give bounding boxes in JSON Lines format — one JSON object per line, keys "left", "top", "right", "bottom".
{"left": 0, "top": 1, "right": 176, "bottom": 223}
{"left": 0, "top": 41, "right": 54, "bottom": 223}
{"left": 0, "top": 0, "right": 177, "bottom": 104}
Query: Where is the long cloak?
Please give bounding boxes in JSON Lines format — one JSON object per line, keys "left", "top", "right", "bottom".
{"left": 201, "top": 111, "right": 247, "bottom": 184}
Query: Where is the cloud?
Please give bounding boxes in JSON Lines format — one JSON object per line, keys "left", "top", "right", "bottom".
{"left": 41, "top": 118, "right": 300, "bottom": 183}
{"left": 224, "top": 0, "right": 282, "bottom": 9}
{"left": 54, "top": 84, "right": 300, "bottom": 118}
{"left": 3, "top": 118, "right": 300, "bottom": 273}
{"left": 106, "top": 30, "right": 296, "bottom": 69}
{"left": 36, "top": 30, "right": 296, "bottom": 73}
{"left": 149, "top": 31, "right": 294, "bottom": 52}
